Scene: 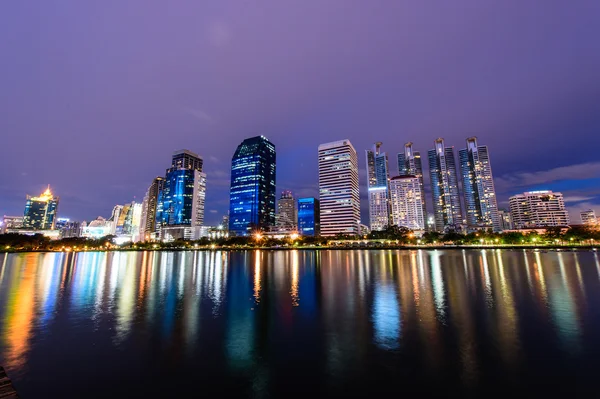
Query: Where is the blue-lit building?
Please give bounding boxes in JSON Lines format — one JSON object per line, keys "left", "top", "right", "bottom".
{"left": 298, "top": 197, "right": 320, "bottom": 236}
{"left": 23, "top": 186, "right": 59, "bottom": 230}
{"left": 229, "top": 136, "right": 276, "bottom": 235}
{"left": 428, "top": 138, "right": 462, "bottom": 232}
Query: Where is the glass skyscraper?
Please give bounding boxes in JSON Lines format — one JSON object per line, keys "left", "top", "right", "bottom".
{"left": 23, "top": 186, "right": 59, "bottom": 230}
{"left": 366, "top": 142, "right": 391, "bottom": 231}
{"left": 459, "top": 137, "right": 500, "bottom": 232}
{"left": 228, "top": 136, "right": 276, "bottom": 235}
{"left": 397, "top": 142, "right": 427, "bottom": 227}
{"left": 298, "top": 197, "right": 320, "bottom": 236}
{"left": 428, "top": 138, "right": 462, "bottom": 232}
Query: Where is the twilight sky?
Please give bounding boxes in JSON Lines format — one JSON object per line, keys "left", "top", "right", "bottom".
{"left": 1, "top": 1, "right": 600, "bottom": 225}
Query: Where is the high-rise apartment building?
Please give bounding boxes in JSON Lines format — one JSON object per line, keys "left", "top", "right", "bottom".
{"left": 228, "top": 136, "right": 276, "bottom": 235}
{"left": 1, "top": 216, "right": 24, "bottom": 234}
{"left": 509, "top": 191, "right": 569, "bottom": 229}
{"left": 276, "top": 190, "right": 297, "bottom": 230}
{"left": 389, "top": 176, "right": 425, "bottom": 231}
{"left": 397, "top": 142, "right": 427, "bottom": 227}
{"left": 318, "top": 140, "right": 360, "bottom": 236}
{"left": 23, "top": 186, "right": 59, "bottom": 230}
{"left": 156, "top": 150, "right": 206, "bottom": 237}
{"left": 140, "top": 176, "right": 164, "bottom": 240}
{"left": 428, "top": 138, "right": 462, "bottom": 231}
{"left": 298, "top": 197, "right": 320, "bottom": 236}
{"left": 580, "top": 209, "right": 597, "bottom": 225}
{"left": 498, "top": 209, "right": 513, "bottom": 231}
{"left": 459, "top": 137, "right": 500, "bottom": 232}
{"left": 366, "top": 142, "right": 391, "bottom": 231}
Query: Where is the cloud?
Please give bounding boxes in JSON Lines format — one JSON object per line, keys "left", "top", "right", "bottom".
{"left": 496, "top": 162, "right": 600, "bottom": 192}
{"left": 564, "top": 196, "right": 596, "bottom": 203}
{"left": 184, "top": 108, "right": 214, "bottom": 123}
{"left": 208, "top": 156, "right": 219, "bottom": 163}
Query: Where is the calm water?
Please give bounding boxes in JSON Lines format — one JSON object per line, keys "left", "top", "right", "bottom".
{"left": 1, "top": 249, "right": 600, "bottom": 397}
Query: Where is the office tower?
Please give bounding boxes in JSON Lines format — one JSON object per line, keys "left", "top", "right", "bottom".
{"left": 55, "top": 218, "right": 81, "bottom": 238}
{"left": 509, "top": 191, "right": 569, "bottom": 229}
{"left": 459, "top": 137, "right": 500, "bottom": 232}
{"left": 318, "top": 140, "right": 360, "bottom": 236}
{"left": 498, "top": 209, "right": 513, "bottom": 230}
{"left": 397, "top": 142, "right": 427, "bottom": 226}
{"left": 298, "top": 197, "right": 320, "bottom": 236}
{"left": 228, "top": 136, "right": 276, "bottom": 235}
{"left": 140, "top": 176, "right": 164, "bottom": 240}
{"left": 428, "top": 138, "right": 462, "bottom": 231}
{"left": 389, "top": 176, "right": 426, "bottom": 231}
{"left": 276, "top": 190, "right": 297, "bottom": 230}
{"left": 366, "top": 142, "right": 391, "bottom": 231}
{"left": 23, "top": 186, "right": 59, "bottom": 230}
{"left": 580, "top": 209, "right": 597, "bottom": 225}
{"left": 156, "top": 149, "right": 207, "bottom": 239}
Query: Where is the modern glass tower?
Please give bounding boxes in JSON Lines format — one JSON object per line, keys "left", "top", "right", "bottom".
{"left": 140, "top": 176, "right": 164, "bottom": 240}
{"left": 23, "top": 186, "right": 59, "bottom": 230}
{"left": 228, "top": 136, "right": 276, "bottom": 235}
{"left": 318, "top": 139, "right": 360, "bottom": 236}
{"left": 459, "top": 137, "right": 500, "bottom": 232}
{"left": 397, "top": 142, "right": 427, "bottom": 227}
{"left": 366, "top": 142, "right": 391, "bottom": 231}
{"left": 428, "top": 138, "right": 462, "bottom": 232}
{"left": 298, "top": 197, "right": 320, "bottom": 236}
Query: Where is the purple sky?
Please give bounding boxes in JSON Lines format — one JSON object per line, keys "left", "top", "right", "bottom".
{"left": 1, "top": 1, "right": 600, "bottom": 225}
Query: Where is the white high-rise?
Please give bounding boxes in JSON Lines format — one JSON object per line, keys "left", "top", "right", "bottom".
{"left": 318, "top": 140, "right": 360, "bottom": 236}
{"left": 389, "top": 176, "right": 425, "bottom": 231}
{"left": 509, "top": 191, "right": 569, "bottom": 229}
{"left": 366, "top": 142, "right": 391, "bottom": 231}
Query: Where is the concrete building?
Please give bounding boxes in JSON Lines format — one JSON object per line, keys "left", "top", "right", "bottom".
{"left": 509, "top": 191, "right": 569, "bottom": 229}
{"left": 1, "top": 216, "right": 24, "bottom": 234}
{"left": 581, "top": 209, "right": 598, "bottom": 225}
{"left": 366, "top": 142, "right": 391, "bottom": 231}
{"left": 397, "top": 142, "right": 427, "bottom": 229}
{"left": 276, "top": 190, "right": 297, "bottom": 230}
{"left": 498, "top": 209, "right": 513, "bottom": 231}
{"left": 389, "top": 176, "right": 426, "bottom": 232}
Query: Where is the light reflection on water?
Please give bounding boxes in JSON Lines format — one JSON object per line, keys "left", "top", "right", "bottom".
{"left": 1, "top": 249, "right": 600, "bottom": 397}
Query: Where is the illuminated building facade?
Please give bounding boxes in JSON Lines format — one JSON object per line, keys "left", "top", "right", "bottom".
{"left": 509, "top": 191, "right": 569, "bottom": 229}
{"left": 498, "top": 209, "right": 513, "bottom": 230}
{"left": 397, "top": 142, "right": 427, "bottom": 228}
{"left": 23, "top": 186, "right": 59, "bottom": 230}
{"left": 459, "top": 137, "right": 500, "bottom": 232}
{"left": 1, "top": 216, "right": 24, "bottom": 234}
{"left": 366, "top": 142, "right": 391, "bottom": 231}
{"left": 389, "top": 176, "right": 425, "bottom": 232}
{"left": 318, "top": 139, "right": 360, "bottom": 236}
{"left": 298, "top": 197, "right": 320, "bottom": 236}
{"left": 428, "top": 138, "right": 462, "bottom": 231}
{"left": 81, "top": 217, "right": 113, "bottom": 238}
{"left": 581, "top": 209, "right": 598, "bottom": 225}
{"left": 228, "top": 136, "right": 276, "bottom": 235}
{"left": 276, "top": 191, "right": 297, "bottom": 230}
{"left": 140, "top": 176, "right": 164, "bottom": 240}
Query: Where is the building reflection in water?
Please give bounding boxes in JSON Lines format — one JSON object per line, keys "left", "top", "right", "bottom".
{"left": 0, "top": 249, "right": 598, "bottom": 391}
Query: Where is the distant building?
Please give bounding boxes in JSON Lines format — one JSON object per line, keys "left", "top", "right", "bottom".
{"left": 228, "top": 136, "right": 276, "bottom": 235}
{"left": 140, "top": 176, "right": 164, "bottom": 240}
{"left": 498, "top": 209, "right": 513, "bottom": 231}
{"left": 1, "top": 216, "right": 24, "bottom": 234}
{"left": 276, "top": 191, "right": 297, "bottom": 230}
{"left": 298, "top": 197, "right": 320, "bottom": 236}
{"left": 389, "top": 176, "right": 426, "bottom": 232}
{"left": 397, "top": 142, "right": 427, "bottom": 229}
{"left": 359, "top": 224, "right": 370, "bottom": 236}
{"left": 81, "top": 217, "right": 113, "bottom": 238}
{"left": 509, "top": 191, "right": 569, "bottom": 229}
{"left": 581, "top": 209, "right": 598, "bottom": 225}
{"left": 459, "top": 137, "right": 500, "bottom": 232}
{"left": 318, "top": 140, "right": 360, "bottom": 236}
{"left": 23, "top": 186, "right": 59, "bottom": 230}
{"left": 55, "top": 218, "right": 81, "bottom": 238}
{"left": 428, "top": 138, "right": 462, "bottom": 232}
{"left": 366, "top": 142, "right": 391, "bottom": 231}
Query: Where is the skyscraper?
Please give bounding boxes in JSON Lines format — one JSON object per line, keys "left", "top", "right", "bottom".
{"left": 228, "top": 136, "right": 276, "bottom": 235}
{"left": 366, "top": 142, "right": 391, "bottom": 231}
{"left": 498, "top": 209, "right": 513, "bottom": 230}
{"left": 276, "top": 190, "right": 297, "bottom": 230}
{"left": 581, "top": 209, "right": 598, "bottom": 225}
{"left": 318, "top": 140, "right": 360, "bottom": 236}
{"left": 156, "top": 150, "right": 206, "bottom": 239}
{"left": 509, "top": 191, "right": 569, "bottom": 229}
{"left": 23, "top": 186, "right": 59, "bottom": 230}
{"left": 428, "top": 138, "right": 462, "bottom": 231}
{"left": 459, "top": 137, "right": 500, "bottom": 232}
{"left": 397, "top": 142, "right": 427, "bottom": 227}
{"left": 298, "top": 197, "right": 320, "bottom": 236}
{"left": 140, "top": 176, "right": 164, "bottom": 240}
{"left": 389, "top": 176, "right": 426, "bottom": 231}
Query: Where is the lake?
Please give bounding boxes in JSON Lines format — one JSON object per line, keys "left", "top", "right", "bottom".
{"left": 1, "top": 249, "right": 599, "bottom": 397}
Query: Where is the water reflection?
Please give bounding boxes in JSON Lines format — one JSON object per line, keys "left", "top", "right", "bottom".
{"left": 0, "top": 249, "right": 599, "bottom": 396}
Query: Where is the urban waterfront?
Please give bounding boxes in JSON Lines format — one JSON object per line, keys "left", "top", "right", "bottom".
{"left": 1, "top": 249, "right": 600, "bottom": 397}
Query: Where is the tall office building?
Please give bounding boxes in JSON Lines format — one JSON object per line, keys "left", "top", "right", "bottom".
{"left": 276, "top": 190, "right": 297, "bottom": 230}
{"left": 509, "top": 191, "right": 569, "bottom": 229}
{"left": 228, "top": 136, "right": 276, "bottom": 235}
{"left": 366, "top": 142, "right": 391, "bottom": 231}
{"left": 459, "top": 137, "right": 500, "bottom": 232}
{"left": 23, "top": 186, "right": 59, "bottom": 230}
{"left": 156, "top": 150, "right": 207, "bottom": 239}
{"left": 580, "top": 209, "right": 597, "bottom": 225}
{"left": 498, "top": 209, "right": 513, "bottom": 231}
{"left": 397, "top": 142, "right": 427, "bottom": 226}
{"left": 298, "top": 197, "right": 320, "bottom": 236}
{"left": 389, "top": 176, "right": 425, "bottom": 231}
{"left": 318, "top": 140, "right": 360, "bottom": 236}
{"left": 140, "top": 176, "right": 164, "bottom": 240}
{"left": 428, "top": 138, "right": 462, "bottom": 231}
